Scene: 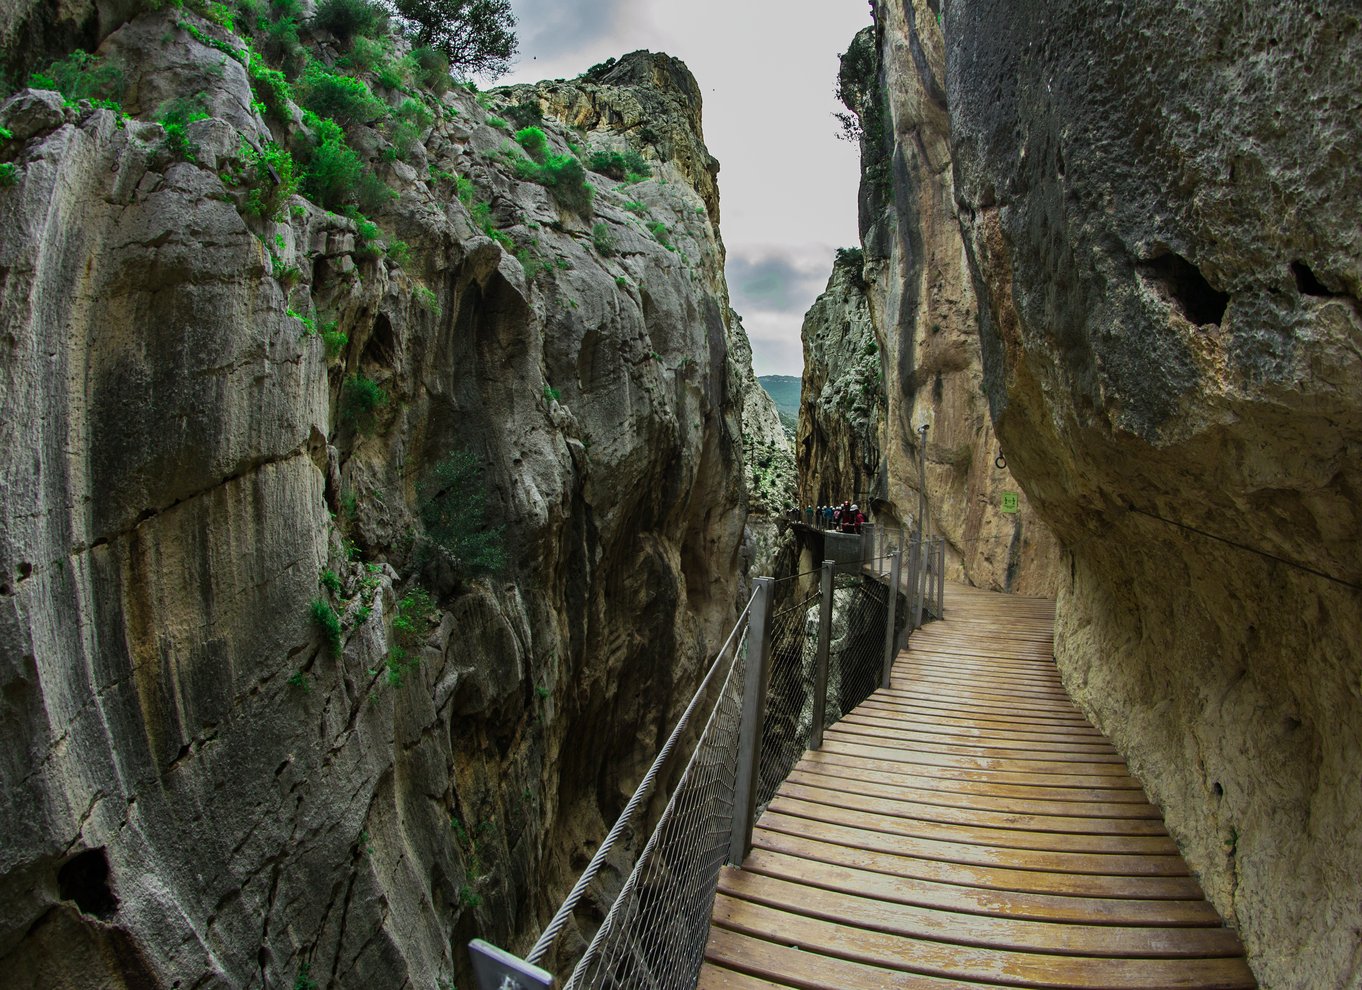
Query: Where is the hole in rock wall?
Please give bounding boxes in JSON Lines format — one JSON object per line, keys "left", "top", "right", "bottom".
{"left": 1291, "top": 261, "right": 1339, "bottom": 298}
{"left": 58, "top": 848, "right": 119, "bottom": 920}
{"left": 1213, "top": 781, "right": 1224, "bottom": 798}
{"left": 364, "top": 312, "right": 398, "bottom": 366}
{"left": 1138, "top": 252, "right": 1229, "bottom": 326}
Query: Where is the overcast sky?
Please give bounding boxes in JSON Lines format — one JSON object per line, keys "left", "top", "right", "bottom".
{"left": 500, "top": 0, "right": 873, "bottom": 377}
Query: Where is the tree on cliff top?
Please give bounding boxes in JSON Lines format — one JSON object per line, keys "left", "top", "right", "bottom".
{"left": 389, "top": 0, "right": 517, "bottom": 78}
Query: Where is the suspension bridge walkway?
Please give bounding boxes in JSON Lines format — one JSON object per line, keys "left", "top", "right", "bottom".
{"left": 696, "top": 582, "right": 1254, "bottom": 989}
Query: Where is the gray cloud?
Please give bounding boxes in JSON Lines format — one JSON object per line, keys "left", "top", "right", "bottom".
{"left": 509, "top": 0, "right": 632, "bottom": 64}
{"left": 726, "top": 249, "right": 832, "bottom": 315}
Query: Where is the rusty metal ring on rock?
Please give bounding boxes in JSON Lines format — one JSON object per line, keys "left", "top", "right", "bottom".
{"left": 994, "top": 454, "right": 1007, "bottom": 470}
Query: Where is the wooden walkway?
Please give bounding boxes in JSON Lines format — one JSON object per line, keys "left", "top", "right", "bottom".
{"left": 698, "top": 583, "right": 1255, "bottom": 989}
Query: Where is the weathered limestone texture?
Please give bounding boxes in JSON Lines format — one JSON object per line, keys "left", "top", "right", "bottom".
{"left": 946, "top": 1, "right": 1362, "bottom": 985}
{"left": 801, "top": 11, "right": 1060, "bottom": 594}
{"left": 0, "top": 11, "right": 753, "bottom": 988}
{"left": 797, "top": 250, "right": 885, "bottom": 510}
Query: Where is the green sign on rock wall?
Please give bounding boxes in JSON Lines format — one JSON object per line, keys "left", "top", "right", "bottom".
{"left": 1001, "top": 492, "right": 1019, "bottom": 513}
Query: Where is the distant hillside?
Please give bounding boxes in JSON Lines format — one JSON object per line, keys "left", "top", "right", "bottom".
{"left": 758, "top": 375, "right": 801, "bottom": 434}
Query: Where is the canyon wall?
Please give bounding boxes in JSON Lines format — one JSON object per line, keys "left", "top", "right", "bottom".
{"left": 0, "top": 10, "right": 755, "bottom": 988}
{"left": 799, "top": 12, "right": 1060, "bottom": 594}
{"left": 945, "top": 1, "right": 1362, "bottom": 985}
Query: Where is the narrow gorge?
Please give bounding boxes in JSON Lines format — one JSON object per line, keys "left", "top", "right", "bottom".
{"left": 2, "top": 1, "right": 1358, "bottom": 988}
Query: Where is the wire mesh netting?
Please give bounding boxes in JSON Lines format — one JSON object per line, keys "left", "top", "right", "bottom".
{"left": 755, "top": 577, "right": 891, "bottom": 808}
{"left": 562, "top": 628, "right": 750, "bottom": 990}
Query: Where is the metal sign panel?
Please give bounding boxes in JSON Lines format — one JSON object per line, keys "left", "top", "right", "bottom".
{"left": 1001, "top": 492, "right": 1020, "bottom": 513}
{"left": 468, "top": 940, "right": 555, "bottom": 990}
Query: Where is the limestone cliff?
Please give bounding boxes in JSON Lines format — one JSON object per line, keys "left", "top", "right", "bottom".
{"left": 945, "top": 1, "right": 1362, "bottom": 985}
{"left": 0, "top": 9, "right": 754, "bottom": 989}
{"left": 802, "top": 14, "right": 1060, "bottom": 594}
{"left": 796, "top": 249, "right": 884, "bottom": 509}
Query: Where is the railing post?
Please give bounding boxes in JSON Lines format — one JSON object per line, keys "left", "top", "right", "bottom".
{"left": 937, "top": 539, "right": 946, "bottom": 617}
{"left": 729, "top": 576, "right": 775, "bottom": 866}
{"left": 881, "top": 549, "right": 901, "bottom": 689}
{"left": 861, "top": 523, "right": 875, "bottom": 572}
{"left": 906, "top": 534, "right": 921, "bottom": 630}
{"left": 809, "top": 560, "right": 835, "bottom": 750}
{"left": 914, "top": 534, "right": 928, "bottom": 629}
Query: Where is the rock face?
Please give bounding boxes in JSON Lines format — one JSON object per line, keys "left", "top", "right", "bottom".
{"left": 800, "top": 14, "right": 1060, "bottom": 594}
{"left": 796, "top": 249, "right": 885, "bottom": 510}
{"left": 945, "top": 1, "right": 1362, "bottom": 985}
{"left": 0, "top": 12, "right": 753, "bottom": 989}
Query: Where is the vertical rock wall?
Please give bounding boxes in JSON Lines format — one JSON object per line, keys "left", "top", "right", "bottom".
{"left": 0, "top": 13, "right": 753, "bottom": 988}
{"left": 800, "top": 9, "right": 1060, "bottom": 594}
{"left": 945, "top": 1, "right": 1362, "bottom": 985}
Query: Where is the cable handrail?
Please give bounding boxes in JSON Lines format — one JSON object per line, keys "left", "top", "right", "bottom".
{"left": 525, "top": 590, "right": 757, "bottom": 967}
{"left": 473, "top": 534, "right": 945, "bottom": 989}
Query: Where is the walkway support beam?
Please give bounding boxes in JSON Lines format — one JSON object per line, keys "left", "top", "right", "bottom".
{"left": 729, "top": 576, "right": 775, "bottom": 865}
{"left": 810, "top": 560, "right": 836, "bottom": 750}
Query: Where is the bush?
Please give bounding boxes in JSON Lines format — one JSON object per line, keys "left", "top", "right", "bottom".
{"left": 410, "top": 46, "right": 452, "bottom": 91}
{"left": 648, "top": 220, "right": 673, "bottom": 250}
{"left": 322, "top": 324, "right": 349, "bottom": 358}
{"left": 342, "top": 372, "right": 387, "bottom": 429}
{"left": 157, "top": 97, "right": 210, "bottom": 160}
{"left": 340, "top": 34, "right": 392, "bottom": 73}
{"left": 418, "top": 450, "right": 506, "bottom": 576}
{"left": 513, "top": 152, "right": 592, "bottom": 217}
{"left": 248, "top": 60, "right": 294, "bottom": 121}
{"left": 228, "top": 140, "right": 298, "bottom": 220}
{"left": 29, "top": 50, "right": 123, "bottom": 103}
{"left": 586, "top": 148, "right": 650, "bottom": 182}
{"left": 0, "top": 163, "right": 16, "bottom": 187}
{"left": 591, "top": 221, "right": 616, "bottom": 257}
{"left": 505, "top": 100, "right": 542, "bottom": 129}
{"left": 312, "top": 0, "right": 388, "bottom": 44}
{"left": 392, "top": 0, "right": 518, "bottom": 78}
{"left": 298, "top": 112, "right": 365, "bottom": 208}
{"left": 297, "top": 61, "right": 388, "bottom": 127}
{"left": 310, "top": 598, "right": 343, "bottom": 655}
{"left": 514, "top": 125, "right": 548, "bottom": 161}
{"left": 387, "top": 97, "right": 433, "bottom": 159}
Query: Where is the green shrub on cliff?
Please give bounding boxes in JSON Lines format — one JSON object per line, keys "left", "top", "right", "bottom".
{"left": 341, "top": 372, "right": 387, "bottom": 430}
{"left": 29, "top": 50, "right": 123, "bottom": 105}
{"left": 510, "top": 150, "right": 592, "bottom": 217}
{"left": 418, "top": 449, "right": 506, "bottom": 576}
{"left": 0, "top": 163, "right": 17, "bottom": 187}
{"left": 312, "top": 0, "right": 389, "bottom": 44}
{"left": 297, "top": 61, "right": 387, "bottom": 127}
{"left": 225, "top": 140, "right": 298, "bottom": 219}
{"left": 586, "top": 148, "right": 650, "bottom": 182}
{"left": 310, "top": 598, "right": 343, "bottom": 655}
{"left": 157, "top": 97, "right": 210, "bottom": 161}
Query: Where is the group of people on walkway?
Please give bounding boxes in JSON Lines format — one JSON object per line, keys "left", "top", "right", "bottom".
{"left": 804, "top": 500, "right": 866, "bottom": 533}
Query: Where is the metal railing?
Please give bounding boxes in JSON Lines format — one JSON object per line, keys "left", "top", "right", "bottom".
{"left": 470, "top": 541, "right": 940, "bottom": 989}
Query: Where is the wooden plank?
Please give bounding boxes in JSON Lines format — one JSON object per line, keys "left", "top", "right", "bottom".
{"left": 788, "top": 763, "right": 1163, "bottom": 819}
{"left": 766, "top": 795, "right": 1180, "bottom": 856}
{"left": 703, "top": 928, "right": 977, "bottom": 990}
{"left": 835, "top": 711, "right": 1118, "bottom": 751}
{"left": 756, "top": 812, "right": 1192, "bottom": 877}
{"left": 710, "top": 896, "right": 1255, "bottom": 989}
{"left": 779, "top": 774, "right": 1169, "bottom": 836}
{"left": 824, "top": 722, "right": 1123, "bottom": 763}
{"left": 695, "top": 960, "right": 796, "bottom": 989}
{"left": 717, "top": 870, "right": 1247, "bottom": 958}
{"left": 737, "top": 849, "right": 1223, "bottom": 926}
{"left": 817, "top": 738, "right": 1139, "bottom": 783}
{"left": 799, "top": 750, "right": 1152, "bottom": 803}
{"left": 854, "top": 698, "right": 1107, "bottom": 738}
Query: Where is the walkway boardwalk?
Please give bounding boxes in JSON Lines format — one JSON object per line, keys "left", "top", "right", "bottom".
{"left": 698, "top": 583, "right": 1255, "bottom": 989}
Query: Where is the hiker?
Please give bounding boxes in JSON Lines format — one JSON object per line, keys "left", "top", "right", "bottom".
{"left": 839, "top": 501, "right": 859, "bottom": 533}
{"left": 822, "top": 505, "right": 834, "bottom": 529}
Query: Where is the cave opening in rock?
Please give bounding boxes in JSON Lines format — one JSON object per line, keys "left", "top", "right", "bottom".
{"left": 1291, "top": 260, "right": 1338, "bottom": 298}
{"left": 1139, "top": 252, "right": 1230, "bottom": 325}
{"left": 58, "top": 848, "right": 119, "bottom": 920}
